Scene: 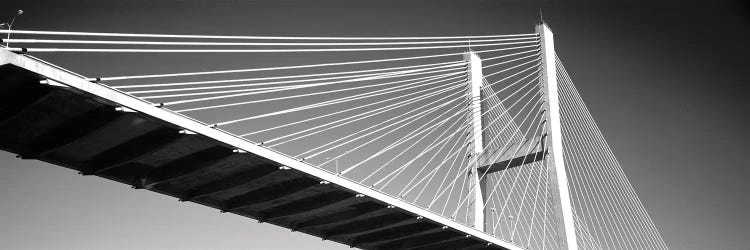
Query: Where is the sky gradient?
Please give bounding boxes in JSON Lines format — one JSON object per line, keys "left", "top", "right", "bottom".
{"left": 1, "top": 1, "right": 748, "bottom": 249}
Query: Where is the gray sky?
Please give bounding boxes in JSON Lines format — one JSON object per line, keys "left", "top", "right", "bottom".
{"left": 1, "top": 1, "right": 748, "bottom": 249}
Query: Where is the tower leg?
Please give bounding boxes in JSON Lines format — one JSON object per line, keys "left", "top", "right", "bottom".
{"left": 465, "top": 51, "right": 487, "bottom": 232}
{"left": 537, "top": 22, "right": 578, "bottom": 250}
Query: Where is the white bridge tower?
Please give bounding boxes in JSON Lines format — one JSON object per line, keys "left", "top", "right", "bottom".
{"left": 465, "top": 22, "right": 578, "bottom": 250}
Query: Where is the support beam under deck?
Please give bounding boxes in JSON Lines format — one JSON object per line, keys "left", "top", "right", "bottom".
{"left": 260, "top": 191, "right": 356, "bottom": 221}
{"left": 295, "top": 202, "right": 385, "bottom": 230}
{"left": 222, "top": 178, "right": 320, "bottom": 212}
{"left": 181, "top": 166, "right": 280, "bottom": 201}
{"left": 323, "top": 213, "right": 415, "bottom": 238}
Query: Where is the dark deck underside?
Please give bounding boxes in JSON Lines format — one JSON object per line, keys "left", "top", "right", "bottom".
{"left": 0, "top": 62, "right": 512, "bottom": 250}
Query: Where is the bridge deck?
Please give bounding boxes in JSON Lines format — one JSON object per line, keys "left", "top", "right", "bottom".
{"left": 0, "top": 50, "right": 522, "bottom": 250}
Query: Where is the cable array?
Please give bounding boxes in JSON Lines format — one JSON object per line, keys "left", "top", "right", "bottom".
{"left": 1, "top": 29, "right": 538, "bottom": 53}
{"left": 3, "top": 27, "right": 669, "bottom": 249}
{"left": 557, "top": 56, "right": 669, "bottom": 249}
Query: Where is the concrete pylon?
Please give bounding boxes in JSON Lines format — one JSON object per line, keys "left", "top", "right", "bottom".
{"left": 464, "top": 51, "right": 488, "bottom": 232}
{"left": 537, "top": 22, "right": 579, "bottom": 250}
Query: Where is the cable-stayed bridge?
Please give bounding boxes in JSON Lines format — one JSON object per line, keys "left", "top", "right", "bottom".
{"left": 0, "top": 23, "right": 667, "bottom": 249}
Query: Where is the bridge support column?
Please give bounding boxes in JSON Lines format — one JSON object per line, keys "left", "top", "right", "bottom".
{"left": 464, "top": 51, "right": 487, "bottom": 232}
{"left": 537, "top": 22, "right": 579, "bottom": 250}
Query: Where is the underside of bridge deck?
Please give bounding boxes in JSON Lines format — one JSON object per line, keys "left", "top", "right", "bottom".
{"left": 0, "top": 56, "right": 515, "bottom": 249}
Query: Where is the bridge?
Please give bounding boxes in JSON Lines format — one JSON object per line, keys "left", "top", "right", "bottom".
{"left": 0, "top": 23, "right": 667, "bottom": 249}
